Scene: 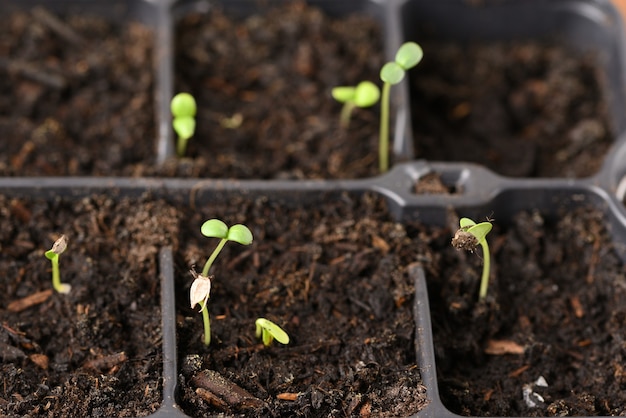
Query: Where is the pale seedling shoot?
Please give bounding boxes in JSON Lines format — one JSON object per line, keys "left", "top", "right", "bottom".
{"left": 45, "top": 235, "right": 71, "bottom": 294}
{"left": 451, "top": 217, "right": 493, "bottom": 301}
{"left": 171, "top": 92, "right": 197, "bottom": 157}
{"left": 190, "top": 219, "right": 253, "bottom": 346}
{"left": 331, "top": 81, "right": 380, "bottom": 129}
{"left": 255, "top": 318, "right": 290, "bottom": 347}
{"left": 379, "top": 41, "right": 423, "bottom": 172}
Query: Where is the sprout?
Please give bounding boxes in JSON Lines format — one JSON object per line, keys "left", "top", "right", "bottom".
{"left": 171, "top": 92, "right": 197, "bottom": 157}
{"left": 45, "top": 235, "right": 71, "bottom": 294}
{"left": 451, "top": 217, "right": 493, "bottom": 301}
{"left": 191, "top": 219, "right": 253, "bottom": 346}
{"left": 331, "top": 81, "right": 380, "bottom": 129}
{"left": 379, "top": 42, "right": 423, "bottom": 173}
{"left": 255, "top": 318, "right": 290, "bottom": 346}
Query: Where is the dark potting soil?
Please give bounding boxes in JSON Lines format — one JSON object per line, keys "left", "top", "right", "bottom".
{"left": 429, "top": 207, "right": 626, "bottom": 416}
{"left": 0, "top": 8, "right": 155, "bottom": 176}
{"left": 411, "top": 41, "right": 612, "bottom": 178}
{"left": 174, "top": 193, "right": 428, "bottom": 417}
{"left": 165, "top": 2, "right": 384, "bottom": 179}
{"left": 0, "top": 195, "right": 180, "bottom": 417}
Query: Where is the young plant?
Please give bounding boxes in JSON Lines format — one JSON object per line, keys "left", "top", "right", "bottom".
{"left": 451, "top": 217, "right": 493, "bottom": 301}
{"left": 379, "top": 41, "right": 423, "bottom": 173}
{"left": 255, "top": 318, "right": 290, "bottom": 347}
{"left": 45, "top": 235, "right": 71, "bottom": 294}
{"left": 170, "top": 92, "right": 197, "bottom": 157}
{"left": 190, "top": 219, "right": 253, "bottom": 346}
{"left": 331, "top": 80, "right": 380, "bottom": 129}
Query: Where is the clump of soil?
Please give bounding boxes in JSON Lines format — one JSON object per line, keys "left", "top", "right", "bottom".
{"left": 429, "top": 207, "right": 626, "bottom": 416}
{"left": 0, "top": 195, "right": 180, "bottom": 417}
{"left": 175, "top": 193, "right": 429, "bottom": 417}
{"left": 0, "top": 8, "right": 155, "bottom": 176}
{"left": 166, "top": 2, "right": 384, "bottom": 179}
{"left": 411, "top": 41, "right": 612, "bottom": 178}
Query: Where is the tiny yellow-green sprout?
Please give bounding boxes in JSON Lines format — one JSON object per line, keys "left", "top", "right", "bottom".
{"left": 255, "top": 318, "right": 290, "bottom": 346}
{"left": 45, "top": 235, "right": 71, "bottom": 294}
{"left": 171, "top": 92, "right": 197, "bottom": 157}
{"left": 191, "top": 219, "right": 253, "bottom": 346}
{"left": 451, "top": 217, "right": 493, "bottom": 301}
{"left": 331, "top": 81, "right": 380, "bottom": 129}
{"left": 379, "top": 41, "right": 423, "bottom": 173}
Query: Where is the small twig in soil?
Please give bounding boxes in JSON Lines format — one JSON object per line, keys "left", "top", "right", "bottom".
{"left": 83, "top": 351, "right": 127, "bottom": 372}
{"left": 276, "top": 392, "right": 299, "bottom": 401}
{"left": 32, "top": 7, "right": 85, "bottom": 46}
{"left": 586, "top": 224, "right": 601, "bottom": 284}
{"left": 570, "top": 295, "right": 584, "bottom": 318}
{"left": 192, "top": 370, "right": 265, "bottom": 411}
{"left": 0, "top": 58, "right": 67, "bottom": 90}
{"left": 7, "top": 289, "right": 53, "bottom": 313}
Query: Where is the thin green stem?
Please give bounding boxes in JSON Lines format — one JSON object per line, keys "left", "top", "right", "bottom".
{"left": 176, "top": 136, "right": 189, "bottom": 158}
{"left": 202, "top": 238, "right": 227, "bottom": 276}
{"left": 201, "top": 301, "right": 211, "bottom": 345}
{"left": 51, "top": 256, "right": 61, "bottom": 292}
{"left": 339, "top": 102, "right": 355, "bottom": 129}
{"left": 478, "top": 240, "right": 491, "bottom": 301}
{"left": 379, "top": 82, "right": 391, "bottom": 173}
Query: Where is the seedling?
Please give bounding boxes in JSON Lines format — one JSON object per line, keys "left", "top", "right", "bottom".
{"left": 171, "top": 92, "right": 197, "bottom": 157}
{"left": 379, "top": 41, "right": 423, "bottom": 172}
{"left": 451, "top": 217, "right": 493, "bottom": 301}
{"left": 190, "top": 219, "right": 253, "bottom": 346}
{"left": 45, "top": 235, "right": 71, "bottom": 294}
{"left": 331, "top": 81, "right": 380, "bottom": 129}
{"left": 255, "top": 318, "right": 290, "bottom": 346}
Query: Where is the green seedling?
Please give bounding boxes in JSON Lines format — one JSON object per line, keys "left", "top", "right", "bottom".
{"left": 451, "top": 217, "right": 493, "bottom": 301}
{"left": 45, "top": 235, "right": 71, "bottom": 294}
{"left": 331, "top": 81, "right": 380, "bottom": 129}
{"left": 171, "top": 92, "right": 197, "bottom": 157}
{"left": 255, "top": 318, "right": 290, "bottom": 347}
{"left": 379, "top": 41, "right": 423, "bottom": 173}
{"left": 190, "top": 219, "right": 253, "bottom": 346}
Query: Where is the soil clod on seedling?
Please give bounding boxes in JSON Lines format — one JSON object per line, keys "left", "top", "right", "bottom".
{"left": 171, "top": 92, "right": 197, "bottom": 157}
{"left": 191, "top": 219, "right": 253, "bottom": 345}
{"left": 332, "top": 80, "right": 380, "bottom": 129}
{"left": 379, "top": 41, "right": 423, "bottom": 172}
{"left": 45, "top": 235, "right": 71, "bottom": 294}
{"left": 452, "top": 217, "right": 493, "bottom": 301}
{"left": 255, "top": 318, "right": 290, "bottom": 346}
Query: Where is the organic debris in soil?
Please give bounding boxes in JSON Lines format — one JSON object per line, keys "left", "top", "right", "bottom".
{"left": 166, "top": 2, "right": 384, "bottom": 179}
{"left": 0, "top": 8, "right": 155, "bottom": 176}
{"left": 174, "top": 193, "right": 430, "bottom": 417}
{"left": 411, "top": 41, "right": 612, "bottom": 178}
{"left": 0, "top": 195, "right": 180, "bottom": 417}
{"left": 429, "top": 207, "right": 626, "bottom": 416}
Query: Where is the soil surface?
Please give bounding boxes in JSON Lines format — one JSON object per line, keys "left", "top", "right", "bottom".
{"left": 165, "top": 2, "right": 385, "bottom": 179}
{"left": 429, "top": 207, "right": 626, "bottom": 416}
{"left": 0, "top": 195, "right": 179, "bottom": 417}
{"left": 2, "top": 190, "right": 624, "bottom": 417}
{"left": 175, "top": 193, "right": 428, "bottom": 417}
{"left": 0, "top": 8, "right": 155, "bottom": 176}
{"left": 411, "top": 41, "right": 612, "bottom": 178}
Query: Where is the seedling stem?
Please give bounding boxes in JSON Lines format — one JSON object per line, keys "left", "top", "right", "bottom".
{"left": 191, "top": 219, "right": 253, "bottom": 345}
{"left": 379, "top": 42, "right": 423, "bottom": 172}
{"left": 45, "top": 235, "right": 71, "bottom": 294}
{"left": 171, "top": 92, "right": 197, "bottom": 158}
{"left": 452, "top": 217, "right": 493, "bottom": 301}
